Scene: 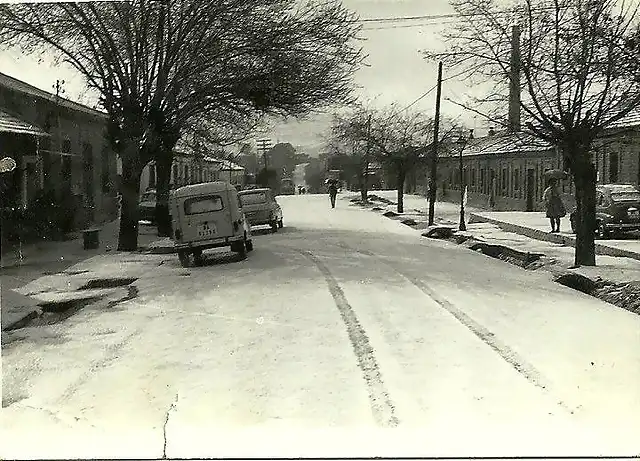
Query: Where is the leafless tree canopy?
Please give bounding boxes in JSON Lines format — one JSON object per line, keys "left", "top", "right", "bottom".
{"left": 0, "top": 0, "right": 365, "bottom": 154}
{"left": 426, "top": 0, "right": 640, "bottom": 145}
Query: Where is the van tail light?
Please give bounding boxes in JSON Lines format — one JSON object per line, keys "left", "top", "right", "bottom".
{"left": 175, "top": 229, "right": 182, "bottom": 241}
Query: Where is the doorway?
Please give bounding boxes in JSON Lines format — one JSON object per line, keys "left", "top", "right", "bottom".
{"left": 526, "top": 168, "right": 535, "bottom": 211}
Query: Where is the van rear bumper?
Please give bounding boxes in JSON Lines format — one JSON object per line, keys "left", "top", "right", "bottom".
{"left": 174, "top": 234, "right": 244, "bottom": 251}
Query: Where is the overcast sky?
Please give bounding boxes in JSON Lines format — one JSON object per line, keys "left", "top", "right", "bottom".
{"left": 0, "top": 0, "right": 493, "bottom": 156}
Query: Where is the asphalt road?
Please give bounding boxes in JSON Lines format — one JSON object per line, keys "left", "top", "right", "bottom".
{"left": 2, "top": 193, "right": 639, "bottom": 458}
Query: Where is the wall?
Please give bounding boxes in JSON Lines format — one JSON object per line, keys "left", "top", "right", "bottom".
{"left": 139, "top": 155, "right": 221, "bottom": 194}
{"left": 0, "top": 80, "right": 118, "bottom": 227}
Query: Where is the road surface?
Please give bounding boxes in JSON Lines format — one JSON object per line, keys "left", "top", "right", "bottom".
{"left": 2, "top": 193, "right": 640, "bottom": 458}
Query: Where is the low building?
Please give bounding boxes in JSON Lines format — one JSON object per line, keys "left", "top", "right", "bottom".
{"left": 0, "top": 72, "right": 119, "bottom": 229}
{"left": 430, "top": 117, "right": 640, "bottom": 212}
{"left": 218, "top": 159, "right": 245, "bottom": 186}
{"left": 138, "top": 150, "right": 222, "bottom": 194}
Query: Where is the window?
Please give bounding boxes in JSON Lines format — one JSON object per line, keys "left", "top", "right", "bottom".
{"left": 184, "top": 195, "right": 224, "bottom": 215}
{"left": 612, "top": 191, "right": 640, "bottom": 201}
{"left": 149, "top": 164, "right": 156, "bottom": 188}
{"left": 239, "top": 192, "right": 267, "bottom": 205}
{"left": 609, "top": 152, "right": 619, "bottom": 183}
{"left": 502, "top": 168, "right": 508, "bottom": 195}
{"left": 101, "top": 148, "right": 110, "bottom": 192}
{"left": 82, "top": 143, "right": 94, "bottom": 206}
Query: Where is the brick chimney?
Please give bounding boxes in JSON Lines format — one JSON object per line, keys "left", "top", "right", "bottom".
{"left": 508, "top": 25, "right": 521, "bottom": 132}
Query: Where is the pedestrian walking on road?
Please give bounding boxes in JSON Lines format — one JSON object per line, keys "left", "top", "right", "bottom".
{"left": 543, "top": 178, "right": 566, "bottom": 233}
{"left": 328, "top": 181, "right": 338, "bottom": 208}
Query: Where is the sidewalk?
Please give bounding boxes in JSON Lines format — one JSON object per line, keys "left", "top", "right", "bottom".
{"left": 346, "top": 191, "right": 640, "bottom": 289}
{"left": 1, "top": 220, "right": 167, "bottom": 331}
{"left": 469, "top": 211, "right": 640, "bottom": 262}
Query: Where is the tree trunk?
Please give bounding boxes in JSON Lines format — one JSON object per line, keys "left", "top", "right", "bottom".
{"left": 360, "top": 156, "right": 369, "bottom": 202}
{"left": 397, "top": 167, "right": 406, "bottom": 214}
{"left": 572, "top": 155, "right": 597, "bottom": 267}
{"left": 155, "top": 149, "right": 173, "bottom": 237}
{"left": 117, "top": 153, "right": 143, "bottom": 251}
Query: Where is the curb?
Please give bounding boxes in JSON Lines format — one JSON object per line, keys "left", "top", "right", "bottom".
{"left": 469, "top": 213, "right": 640, "bottom": 262}
{"left": 358, "top": 201, "right": 639, "bottom": 316}
{"left": 2, "top": 308, "right": 43, "bottom": 332}
{"left": 138, "top": 245, "right": 177, "bottom": 255}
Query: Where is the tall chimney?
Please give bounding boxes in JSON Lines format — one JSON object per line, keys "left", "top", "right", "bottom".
{"left": 508, "top": 24, "right": 521, "bottom": 132}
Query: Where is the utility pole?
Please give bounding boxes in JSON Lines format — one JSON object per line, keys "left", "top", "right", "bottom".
{"left": 53, "top": 79, "right": 65, "bottom": 151}
{"left": 428, "top": 62, "right": 443, "bottom": 226}
{"left": 257, "top": 138, "right": 272, "bottom": 170}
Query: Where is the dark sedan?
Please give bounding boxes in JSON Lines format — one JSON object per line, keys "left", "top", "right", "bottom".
{"left": 570, "top": 184, "right": 640, "bottom": 238}
{"left": 138, "top": 189, "right": 157, "bottom": 224}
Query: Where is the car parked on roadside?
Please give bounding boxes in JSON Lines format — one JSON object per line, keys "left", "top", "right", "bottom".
{"left": 238, "top": 188, "right": 283, "bottom": 232}
{"left": 570, "top": 184, "right": 640, "bottom": 238}
{"left": 138, "top": 189, "right": 157, "bottom": 224}
{"left": 170, "top": 181, "right": 253, "bottom": 267}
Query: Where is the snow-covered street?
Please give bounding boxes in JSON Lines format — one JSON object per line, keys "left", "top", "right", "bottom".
{"left": 2, "top": 193, "right": 640, "bottom": 458}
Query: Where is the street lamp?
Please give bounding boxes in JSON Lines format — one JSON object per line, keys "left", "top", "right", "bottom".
{"left": 455, "top": 134, "right": 468, "bottom": 231}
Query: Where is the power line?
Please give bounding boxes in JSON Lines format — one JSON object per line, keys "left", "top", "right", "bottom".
{"left": 358, "top": 5, "right": 566, "bottom": 26}
{"left": 358, "top": 13, "right": 462, "bottom": 23}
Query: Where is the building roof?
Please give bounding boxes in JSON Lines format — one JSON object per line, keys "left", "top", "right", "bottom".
{"left": 0, "top": 72, "right": 107, "bottom": 119}
{"left": 438, "top": 131, "right": 553, "bottom": 158}
{"left": 606, "top": 110, "right": 640, "bottom": 130}
{"left": 0, "top": 109, "right": 50, "bottom": 136}
{"left": 218, "top": 159, "right": 244, "bottom": 171}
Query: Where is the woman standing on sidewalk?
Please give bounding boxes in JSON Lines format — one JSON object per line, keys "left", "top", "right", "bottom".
{"left": 543, "top": 178, "right": 566, "bottom": 233}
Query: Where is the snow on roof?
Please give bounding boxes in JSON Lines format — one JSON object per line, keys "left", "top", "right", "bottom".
{"left": 605, "top": 110, "right": 640, "bottom": 130}
{"left": 0, "top": 72, "right": 107, "bottom": 119}
{"left": 0, "top": 109, "right": 50, "bottom": 136}
{"left": 218, "top": 159, "right": 245, "bottom": 171}
{"left": 440, "top": 131, "right": 553, "bottom": 158}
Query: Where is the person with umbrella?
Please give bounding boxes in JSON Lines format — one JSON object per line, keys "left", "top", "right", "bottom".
{"left": 543, "top": 169, "right": 567, "bottom": 233}
{"left": 327, "top": 179, "right": 338, "bottom": 209}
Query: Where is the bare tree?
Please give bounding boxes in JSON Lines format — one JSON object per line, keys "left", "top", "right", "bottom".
{"left": 0, "top": 0, "right": 364, "bottom": 250}
{"left": 324, "top": 111, "right": 370, "bottom": 201}
{"left": 425, "top": 0, "right": 640, "bottom": 266}
{"left": 328, "top": 104, "right": 439, "bottom": 213}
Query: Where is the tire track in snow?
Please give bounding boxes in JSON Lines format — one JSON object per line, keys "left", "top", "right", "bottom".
{"left": 335, "top": 243, "right": 576, "bottom": 415}
{"left": 299, "top": 250, "right": 400, "bottom": 428}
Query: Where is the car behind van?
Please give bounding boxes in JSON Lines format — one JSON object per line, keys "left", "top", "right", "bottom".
{"left": 170, "top": 181, "right": 253, "bottom": 267}
{"left": 238, "top": 188, "right": 283, "bottom": 232}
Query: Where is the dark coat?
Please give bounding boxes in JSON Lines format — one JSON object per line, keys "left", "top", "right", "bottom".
{"left": 543, "top": 186, "right": 566, "bottom": 218}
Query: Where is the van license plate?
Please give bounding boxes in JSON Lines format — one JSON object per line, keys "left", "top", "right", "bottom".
{"left": 198, "top": 223, "right": 216, "bottom": 237}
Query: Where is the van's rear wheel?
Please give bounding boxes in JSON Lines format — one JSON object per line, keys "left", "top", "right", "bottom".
{"left": 271, "top": 221, "right": 279, "bottom": 233}
{"left": 278, "top": 219, "right": 283, "bottom": 229}
{"left": 231, "top": 238, "right": 247, "bottom": 258}
{"left": 178, "top": 250, "right": 191, "bottom": 268}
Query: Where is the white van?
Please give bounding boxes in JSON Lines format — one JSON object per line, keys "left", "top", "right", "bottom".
{"left": 170, "top": 181, "right": 253, "bottom": 267}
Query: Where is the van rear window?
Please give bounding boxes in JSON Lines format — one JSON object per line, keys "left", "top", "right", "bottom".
{"left": 184, "top": 195, "right": 224, "bottom": 215}
{"left": 239, "top": 192, "right": 267, "bottom": 205}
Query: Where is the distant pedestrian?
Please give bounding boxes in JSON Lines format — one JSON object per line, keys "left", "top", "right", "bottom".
{"left": 543, "top": 178, "right": 566, "bottom": 233}
{"left": 328, "top": 181, "right": 338, "bottom": 208}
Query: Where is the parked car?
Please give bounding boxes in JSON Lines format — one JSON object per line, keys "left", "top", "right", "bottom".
{"left": 170, "top": 181, "right": 253, "bottom": 267}
{"left": 569, "top": 184, "right": 640, "bottom": 238}
{"left": 138, "top": 189, "right": 157, "bottom": 224}
{"left": 238, "top": 187, "right": 283, "bottom": 232}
